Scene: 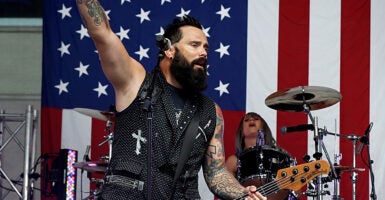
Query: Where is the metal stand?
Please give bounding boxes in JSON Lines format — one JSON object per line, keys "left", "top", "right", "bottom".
{"left": 303, "top": 104, "right": 332, "bottom": 199}
{"left": 347, "top": 135, "right": 359, "bottom": 200}
{"left": 331, "top": 153, "right": 343, "bottom": 200}
{"left": 0, "top": 105, "right": 38, "bottom": 200}
{"left": 98, "top": 118, "right": 114, "bottom": 162}
{"left": 319, "top": 129, "right": 364, "bottom": 200}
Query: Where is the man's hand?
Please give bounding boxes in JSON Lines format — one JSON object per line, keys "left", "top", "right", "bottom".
{"left": 243, "top": 186, "right": 267, "bottom": 200}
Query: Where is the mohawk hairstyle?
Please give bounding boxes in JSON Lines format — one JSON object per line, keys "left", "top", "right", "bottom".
{"left": 163, "top": 15, "right": 203, "bottom": 45}
{"left": 156, "top": 15, "right": 203, "bottom": 59}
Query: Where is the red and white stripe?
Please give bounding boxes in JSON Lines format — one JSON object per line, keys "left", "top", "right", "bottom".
{"left": 248, "top": 0, "right": 385, "bottom": 199}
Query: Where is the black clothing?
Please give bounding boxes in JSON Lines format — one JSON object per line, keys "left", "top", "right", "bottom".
{"left": 101, "top": 68, "right": 217, "bottom": 199}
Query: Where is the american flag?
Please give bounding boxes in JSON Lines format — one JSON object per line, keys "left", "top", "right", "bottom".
{"left": 42, "top": 0, "right": 385, "bottom": 200}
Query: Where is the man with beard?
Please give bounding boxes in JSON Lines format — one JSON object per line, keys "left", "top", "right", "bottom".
{"left": 76, "top": 1, "right": 266, "bottom": 200}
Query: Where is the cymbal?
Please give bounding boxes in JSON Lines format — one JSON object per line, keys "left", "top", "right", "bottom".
{"left": 73, "top": 161, "right": 107, "bottom": 173}
{"left": 74, "top": 108, "right": 115, "bottom": 121}
{"left": 265, "top": 86, "right": 342, "bottom": 112}
{"left": 335, "top": 165, "right": 365, "bottom": 173}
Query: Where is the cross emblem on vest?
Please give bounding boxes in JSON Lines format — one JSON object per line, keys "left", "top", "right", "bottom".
{"left": 132, "top": 130, "right": 147, "bottom": 155}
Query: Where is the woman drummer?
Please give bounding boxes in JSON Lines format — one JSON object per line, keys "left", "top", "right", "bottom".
{"left": 225, "top": 112, "right": 296, "bottom": 200}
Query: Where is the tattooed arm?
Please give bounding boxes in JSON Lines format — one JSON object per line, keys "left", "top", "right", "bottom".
{"left": 75, "top": 0, "right": 145, "bottom": 111}
{"left": 203, "top": 104, "right": 263, "bottom": 199}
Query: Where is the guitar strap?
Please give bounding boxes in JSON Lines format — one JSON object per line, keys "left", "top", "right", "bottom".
{"left": 170, "top": 112, "right": 199, "bottom": 199}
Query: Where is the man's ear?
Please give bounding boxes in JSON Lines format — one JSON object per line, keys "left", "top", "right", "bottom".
{"left": 165, "top": 48, "right": 174, "bottom": 59}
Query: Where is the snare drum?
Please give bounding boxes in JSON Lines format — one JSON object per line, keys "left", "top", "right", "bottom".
{"left": 237, "top": 145, "right": 294, "bottom": 200}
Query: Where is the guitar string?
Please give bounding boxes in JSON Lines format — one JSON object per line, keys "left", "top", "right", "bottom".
{"left": 256, "top": 170, "right": 309, "bottom": 196}
{"left": 255, "top": 165, "right": 327, "bottom": 196}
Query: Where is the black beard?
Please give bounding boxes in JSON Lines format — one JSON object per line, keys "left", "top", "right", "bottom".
{"left": 170, "top": 49, "right": 208, "bottom": 93}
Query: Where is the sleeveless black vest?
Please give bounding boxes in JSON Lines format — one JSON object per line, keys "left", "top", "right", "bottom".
{"left": 101, "top": 68, "right": 217, "bottom": 199}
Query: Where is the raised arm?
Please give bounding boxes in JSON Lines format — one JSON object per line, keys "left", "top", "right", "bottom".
{"left": 203, "top": 104, "right": 249, "bottom": 199}
{"left": 75, "top": 0, "right": 145, "bottom": 111}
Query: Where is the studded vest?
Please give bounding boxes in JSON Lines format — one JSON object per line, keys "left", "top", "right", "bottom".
{"left": 101, "top": 68, "right": 217, "bottom": 199}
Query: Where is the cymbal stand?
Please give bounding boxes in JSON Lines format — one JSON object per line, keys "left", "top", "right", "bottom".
{"left": 347, "top": 134, "right": 359, "bottom": 200}
{"left": 321, "top": 130, "right": 361, "bottom": 200}
{"left": 98, "top": 119, "right": 113, "bottom": 162}
{"left": 331, "top": 153, "right": 343, "bottom": 200}
{"left": 303, "top": 104, "right": 330, "bottom": 199}
{"left": 318, "top": 128, "right": 340, "bottom": 198}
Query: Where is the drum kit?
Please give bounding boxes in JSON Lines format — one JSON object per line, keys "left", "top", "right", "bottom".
{"left": 236, "top": 85, "right": 369, "bottom": 200}
{"left": 72, "top": 107, "right": 115, "bottom": 200}
{"left": 71, "top": 85, "right": 368, "bottom": 200}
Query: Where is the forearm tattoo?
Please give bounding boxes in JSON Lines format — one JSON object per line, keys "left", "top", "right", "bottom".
{"left": 204, "top": 166, "right": 245, "bottom": 199}
{"left": 203, "top": 109, "right": 245, "bottom": 199}
{"left": 77, "top": 0, "right": 109, "bottom": 28}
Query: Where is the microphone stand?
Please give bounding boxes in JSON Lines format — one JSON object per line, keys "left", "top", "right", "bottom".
{"left": 257, "top": 130, "right": 264, "bottom": 178}
{"left": 366, "top": 138, "right": 377, "bottom": 199}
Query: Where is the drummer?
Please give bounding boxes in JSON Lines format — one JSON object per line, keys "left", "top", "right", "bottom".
{"left": 226, "top": 112, "right": 278, "bottom": 177}
{"left": 226, "top": 112, "right": 293, "bottom": 179}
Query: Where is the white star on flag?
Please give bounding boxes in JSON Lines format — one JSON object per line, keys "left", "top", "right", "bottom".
{"left": 116, "top": 26, "right": 130, "bottom": 41}
{"left": 202, "top": 25, "right": 211, "bottom": 37}
{"left": 136, "top": 8, "right": 151, "bottom": 23}
{"left": 216, "top": 5, "right": 231, "bottom": 21}
{"left": 121, "top": 0, "right": 131, "bottom": 5}
{"left": 57, "top": 41, "right": 71, "bottom": 57}
{"left": 161, "top": 0, "right": 171, "bottom": 5}
{"left": 214, "top": 80, "right": 230, "bottom": 96}
{"left": 215, "top": 42, "right": 230, "bottom": 58}
{"left": 156, "top": 27, "right": 165, "bottom": 36}
{"left": 55, "top": 80, "right": 69, "bottom": 95}
{"left": 176, "top": 8, "right": 191, "bottom": 18}
{"left": 76, "top": 24, "right": 89, "bottom": 40}
{"left": 57, "top": 4, "right": 72, "bottom": 19}
{"left": 74, "top": 62, "right": 90, "bottom": 77}
{"left": 104, "top": 10, "right": 111, "bottom": 20}
{"left": 93, "top": 82, "right": 109, "bottom": 98}
{"left": 135, "top": 45, "right": 150, "bottom": 60}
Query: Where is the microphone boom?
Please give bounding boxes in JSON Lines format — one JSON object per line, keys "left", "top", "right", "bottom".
{"left": 281, "top": 124, "right": 314, "bottom": 134}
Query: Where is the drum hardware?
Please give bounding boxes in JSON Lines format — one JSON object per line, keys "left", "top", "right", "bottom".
{"left": 99, "top": 154, "right": 110, "bottom": 162}
{"left": 265, "top": 86, "right": 342, "bottom": 112}
{"left": 257, "top": 129, "right": 265, "bottom": 175}
{"left": 314, "top": 128, "right": 372, "bottom": 200}
{"left": 80, "top": 178, "right": 104, "bottom": 200}
{"left": 81, "top": 189, "right": 101, "bottom": 200}
{"left": 330, "top": 152, "right": 343, "bottom": 200}
{"left": 98, "top": 118, "right": 114, "bottom": 163}
{"left": 303, "top": 118, "right": 336, "bottom": 200}
{"left": 265, "top": 86, "right": 376, "bottom": 199}
{"left": 237, "top": 145, "right": 294, "bottom": 200}
{"left": 74, "top": 161, "right": 106, "bottom": 200}
{"left": 265, "top": 86, "right": 343, "bottom": 200}
{"left": 74, "top": 107, "right": 115, "bottom": 162}
{"left": 74, "top": 108, "right": 115, "bottom": 122}
{"left": 73, "top": 161, "right": 107, "bottom": 173}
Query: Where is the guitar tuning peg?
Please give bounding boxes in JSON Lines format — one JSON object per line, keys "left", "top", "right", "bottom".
{"left": 303, "top": 154, "right": 311, "bottom": 163}
{"left": 313, "top": 152, "right": 322, "bottom": 160}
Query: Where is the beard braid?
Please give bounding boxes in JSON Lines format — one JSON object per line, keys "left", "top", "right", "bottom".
{"left": 170, "top": 49, "right": 208, "bottom": 93}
